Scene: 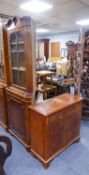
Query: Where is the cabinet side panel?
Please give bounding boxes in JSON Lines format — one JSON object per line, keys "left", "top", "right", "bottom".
{"left": 30, "top": 110, "right": 46, "bottom": 159}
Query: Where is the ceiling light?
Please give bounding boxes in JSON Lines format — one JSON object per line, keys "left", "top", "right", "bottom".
{"left": 76, "top": 19, "right": 89, "bottom": 26}
{"left": 36, "top": 28, "right": 50, "bottom": 33}
{"left": 20, "top": 1, "right": 53, "bottom": 13}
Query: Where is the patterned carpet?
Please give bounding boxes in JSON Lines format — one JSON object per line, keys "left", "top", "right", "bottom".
{"left": 0, "top": 120, "right": 89, "bottom": 175}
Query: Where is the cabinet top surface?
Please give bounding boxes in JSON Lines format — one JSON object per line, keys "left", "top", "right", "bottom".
{"left": 29, "top": 93, "right": 83, "bottom": 116}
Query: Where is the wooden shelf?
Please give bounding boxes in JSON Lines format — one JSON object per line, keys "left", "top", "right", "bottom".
{"left": 12, "top": 67, "right": 25, "bottom": 71}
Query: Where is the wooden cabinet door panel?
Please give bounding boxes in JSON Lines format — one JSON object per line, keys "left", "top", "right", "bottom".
{"left": 8, "top": 96, "right": 26, "bottom": 139}
{"left": 47, "top": 112, "right": 65, "bottom": 157}
{"left": 65, "top": 108, "right": 81, "bottom": 145}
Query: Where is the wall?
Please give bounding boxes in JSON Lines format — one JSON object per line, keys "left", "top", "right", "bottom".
{"left": 36, "top": 31, "right": 79, "bottom": 57}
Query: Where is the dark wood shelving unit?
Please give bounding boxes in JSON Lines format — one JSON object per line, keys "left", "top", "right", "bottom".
{"left": 81, "top": 29, "right": 89, "bottom": 119}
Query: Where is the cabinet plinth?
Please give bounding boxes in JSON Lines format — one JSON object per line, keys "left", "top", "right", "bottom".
{"left": 29, "top": 93, "right": 83, "bottom": 168}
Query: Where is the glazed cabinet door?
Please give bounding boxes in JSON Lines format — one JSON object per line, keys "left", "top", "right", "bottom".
{"left": 7, "top": 96, "right": 26, "bottom": 140}
{"left": 9, "top": 29, "right": 26, "bottom": 88}
{"left": 47, "top": 111, "right": 65, "bottom": 158}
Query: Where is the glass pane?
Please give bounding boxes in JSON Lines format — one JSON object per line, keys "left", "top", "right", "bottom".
{"left": 11, "top": 53, "right": 18, "bottom": 67}
{"left": 0, "top": 25, "right": 4, "bottom": 80}
{"left": 12, "top": 69, "right": 18, "bottom": 85}
{"left": 17, "top": 32, "right": 23, "bottom": 43}
{"left": 17, "top": 43, "right": 24, "bottom": 50}
{"left": 10, "top": 33, "right": 16, "bottom": 44}
{"left": 19, "top": 70, "right": 25, "bottom": 87}
{"left": 18, "top": 52, "right": 25, "bottom": 67}
{"left": 0, "top": 66, "right": 4, "bottom": 79}
{"left": 10, "top": 31, "right": 25, "bottom": 88}
{"left": 10, "top": 44, "right": 17, "bottom": 51}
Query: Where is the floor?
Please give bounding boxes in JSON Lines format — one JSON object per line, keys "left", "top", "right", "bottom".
{"left": 0, "top": 120, "right": 89, "bottom": 175}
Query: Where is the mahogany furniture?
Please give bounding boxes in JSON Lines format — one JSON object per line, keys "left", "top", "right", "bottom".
{"left": 0, "top": 135, "right": 12, "bottom": 175}
{"left": 36, "top": 39, "right": 49, "bottom": 61}
{"left": 80, "top": 29, "right": 89, "bottom": 119}
{"left": 66, "top": 40, "right": 82, "bottom": 95}
{"left": 46, "top": 76, "right": 75, "bottom": 94}
{"left": 36, "top": 70, "right": 57, "bottom": 99}
{"left": 0, "top": 14, "right": 11, "bottom": 129}
{"left": 66, "top": 41, "right": 76, "bottom": 59}
{"left": 6, "top": 16, "right": 36, "bottom": 151}
{"left": 29, "top": 93, "right": 83, "bottom": 168}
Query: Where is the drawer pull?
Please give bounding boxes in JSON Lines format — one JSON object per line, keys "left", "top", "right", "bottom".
{"left": 57, "top": 114, "right": 62, "bottom": 119}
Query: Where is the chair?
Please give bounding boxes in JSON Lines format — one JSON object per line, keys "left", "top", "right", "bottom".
{"left": 0, "top": 136, "right": 12, "bottom": 175}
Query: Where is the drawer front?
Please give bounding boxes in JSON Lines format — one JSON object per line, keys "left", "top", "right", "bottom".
{"left": 7, "top": 96, "right": 26, "bottom": 139}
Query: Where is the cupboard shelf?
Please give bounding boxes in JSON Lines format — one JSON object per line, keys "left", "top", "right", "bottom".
{"left": 12, "top": 67, "right": 25, "bottom": 71}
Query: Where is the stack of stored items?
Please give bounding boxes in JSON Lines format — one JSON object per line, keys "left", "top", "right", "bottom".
{"left": 81, "top": 30, "right": 89, "bottom": 118}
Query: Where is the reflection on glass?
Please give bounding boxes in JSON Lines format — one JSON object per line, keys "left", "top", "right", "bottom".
{"left": 18, "top": 52, "right": 24, "bottom": 67}
{"left": 11, "top": 53, "right": 18, "bottom": 67}
{"left": 17, "top": 32, "right": 23, "bottom": 43}
{"left": 0, "top": 66, "right": 4, "bottom": 79}
{"left": 17, "top": 43, "right": 24, "bottom": 50}
{"left": 12, "top": 69, "right": 18, "bottom": 85}
{"left": 10, "top": 44, "right": 16, "bottom": 51}
{"left": 10, "top": 33, "right": 16, "bottom": 44}
{"left": 19, "top": 71, "right": 25, "bottom": 87}
{"left": 0, "top": 25, "right": 4, "bottom": 80}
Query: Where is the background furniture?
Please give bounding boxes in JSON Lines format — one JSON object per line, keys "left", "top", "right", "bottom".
{"left": 6, "top": 16, "right": 36, "bottom": 151}
{"left": 36, "top": 39, "right": 49, "bottom": 61}
{"left": 0, "top": 14, "right": 11, "bottom": 129}
{"left": 51, "top": 42, "right": 60, "bottom": 57}
{"left": 80, "top": 29, "right": 89, "bottom": 119}
{"left": 36, "top": 70, "right": 57, "bottom": 100}
{"left": 0, "top": 135, "right": 12, "bottom": 175}
{"left": 66, "top": 40, "right": 82, "bottom": 95}
{"left": 46, "top": 76, "right": 75, "bottom": 94}
{"left": 66, "top": 41, "right": 77, "bottom": 59}
{"left": 29, "top": 93, "right": 83, "bottom": 168}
